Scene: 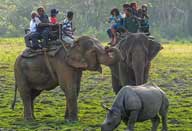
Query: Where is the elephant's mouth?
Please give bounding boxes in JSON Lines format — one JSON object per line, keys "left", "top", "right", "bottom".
{"left": 87, "top": 64, "right": 102, "bottom": 73}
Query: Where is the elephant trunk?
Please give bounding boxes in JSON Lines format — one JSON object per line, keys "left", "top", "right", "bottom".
{"left": 133, "top": 65, "right": 145, "bottom": 85}
{"left": 98, "top": 47, "right": 120, "bottom": 66}
{"left": 132, "top": 48, "right": 146, "bottom": 85}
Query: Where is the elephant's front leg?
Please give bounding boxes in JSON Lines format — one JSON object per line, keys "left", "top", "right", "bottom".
{"left": 64, "top": 71, "right": 82, "bottom": 121}
{"left": 64, "top": 83, "right": 78, "bottom": 122}
{"left": 59, "top": 70, "right": 79, "bottom": 122}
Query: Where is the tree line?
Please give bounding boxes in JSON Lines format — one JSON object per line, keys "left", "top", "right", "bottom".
{"left": 0, "top": 0, "right": 192, "bottom": 41}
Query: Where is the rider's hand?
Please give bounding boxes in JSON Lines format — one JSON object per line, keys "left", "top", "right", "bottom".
{"left": 49, "top": 23, "right": 54, "bottom": 26}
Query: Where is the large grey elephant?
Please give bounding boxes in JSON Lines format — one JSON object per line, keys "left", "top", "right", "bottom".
{"left": 110, "top": 33, "right": 162, "bottom": 94}
{"left": 13, "top": 36, "right": 120, "bottom": 121}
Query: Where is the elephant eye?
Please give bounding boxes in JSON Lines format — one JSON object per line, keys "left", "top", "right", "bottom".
{"left": 89, "top": 50, "right": 96, "bottom": 56}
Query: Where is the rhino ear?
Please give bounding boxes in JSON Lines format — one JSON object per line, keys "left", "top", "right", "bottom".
{"left": 101, "top": 103, "right": 112, "bottom": 112}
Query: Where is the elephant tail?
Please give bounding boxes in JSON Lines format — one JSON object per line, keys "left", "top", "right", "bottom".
{"left": 11, "top": 84, "right": 17, "bottom": 110}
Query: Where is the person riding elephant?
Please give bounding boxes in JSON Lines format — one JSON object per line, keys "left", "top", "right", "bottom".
{"left": 111, "top": 7, "right": 139, "bottom": 46}
{"left": 12, "top": 36, "right": 120, "bottom": 122}
{"left": 24, "top": 11, "right": 41, "bottom": 49}
{"left": 110, "top": 33, "right": 163, "bottom": 94}
{"left": 138, "top": 4, "right": 150, "bottom": 35}
{"left": 31, "top": 7, "right": 53, "bottom": 50}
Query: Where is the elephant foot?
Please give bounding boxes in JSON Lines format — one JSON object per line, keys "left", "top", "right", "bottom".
{"left": 24, "top": 116, "right": 35, "bottom": 122}
{"left": 64, "top": 112, "right": 69, "bottom": 120}
{"left": 125, "top": 129, "right": 133, "bottom": 131}
{"left": 65, "top": 115, "right": 78, "bottom": 123}
{"left": 24, "top": 113, "right": 35, "bottom": 121}
{"left": 65, "top": 111, "right": 78, "bottom": 123}
{"left": 64, "top": 119, "right": 78, "bottom": 123}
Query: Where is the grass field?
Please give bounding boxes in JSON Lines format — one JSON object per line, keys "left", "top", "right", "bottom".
{"left": 0, "top": 38, "right": 192, "bottom": 131}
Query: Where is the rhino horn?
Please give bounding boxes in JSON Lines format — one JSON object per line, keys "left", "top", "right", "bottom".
{"left": 101, "top": 103, "right": 112, "bottom": 112}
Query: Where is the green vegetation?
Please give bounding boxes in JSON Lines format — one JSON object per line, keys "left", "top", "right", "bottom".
{"left": 1, "top": 0, "right": 192, "bottom": 40}
{"left": 0, "top": 38, "right": 192, "bottom": 131}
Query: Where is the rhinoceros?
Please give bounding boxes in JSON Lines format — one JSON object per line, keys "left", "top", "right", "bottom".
{"left": 101, "top": 83, "right": 169, "bottom": 131}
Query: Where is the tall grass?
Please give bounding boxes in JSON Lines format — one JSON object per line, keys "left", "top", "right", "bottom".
{"left": 0, "top": 38, "right": 191, "bottom": 131}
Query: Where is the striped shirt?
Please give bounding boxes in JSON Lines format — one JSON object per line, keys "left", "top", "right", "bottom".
{"left": 62, "top": 18, "right": 73, "bottom": 38}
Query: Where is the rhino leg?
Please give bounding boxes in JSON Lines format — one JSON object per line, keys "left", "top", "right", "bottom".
{"left": 151, "top": 115, "right": 160, "bottom": 131}
{"left": 126, "top": 110, "right": 139, "bottom": 131}
{"left": 161, "top": 113, "right": 168, "bottom": 131}
{"left": 160, "top": 97, "right": 169, "bottom": 131}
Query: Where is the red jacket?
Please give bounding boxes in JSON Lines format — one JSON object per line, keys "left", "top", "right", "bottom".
{"left": 50, "top": 17, "right": 58, "bottom": 24}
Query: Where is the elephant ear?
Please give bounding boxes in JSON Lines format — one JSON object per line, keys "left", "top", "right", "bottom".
{"left": 66, "top": 56, "right": 88, "bottom": 69}
{"left": 65, "top": 43, "right": 88, "bottom": 69}
{"left": 118, "top": 36, "right": 135, "bottom": 67}
{"left": 147, "top": 40, "right": 162, "bottom": 61}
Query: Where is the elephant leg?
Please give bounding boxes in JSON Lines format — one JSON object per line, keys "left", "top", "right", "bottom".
{"left": 31, "top": 89, "right": 41, "bottom": 119}
{"left": 19, "top": 88, "right": 34, "bottom": 121}
{"left": 58, "top": 70, "right": 78, "bottom": 122}
{"left": 62, "top": 85, "right": 78, "bottom": 122}
{"left": 64, "top": 84, "right": 78, "bottom": 122}
{"left": 110, "top": 64, "right": 121, "bottom": 94}
{"left": 64, "top": 71, "right": 82, "bottom": 120}
{"left": 151, "top": 115, "right": 160, "bottom": 131}
{"left": 65, "top": 101, "right": 69, "bottom": 120}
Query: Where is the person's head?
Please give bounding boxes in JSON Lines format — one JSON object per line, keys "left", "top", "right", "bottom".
{"left": 138, "top": 8, "right": 143, "bottom": 17}
{"left": 51, "top": 8, "right": 59, "bottom": 17}
{"left": 123, "top": 3, "right": 130, "bottom": 13}
{"left": 130, "top": 2, "right": 138, "bottom": 10}
{"left": 37, "top": 6, "right": 45, "bottom": 16}
{"left": 125, "top": 7, "right": 132, "bottom": 17}
{"left": 110, "top": 8, "right": 120, "bottom": 16}
{"left": 67, "top": 11, "right": 73, "bottom": 21}
{"left": 142, "top": 4, "right": 148, "bottom": 12}
{"left": 31, "top": 11, "right": 37, "bottom": 19}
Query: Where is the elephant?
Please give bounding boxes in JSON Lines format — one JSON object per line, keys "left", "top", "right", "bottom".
{"left": 12, "top": 36, "right": 120, "bottom": 122}
{"left": 110, "top": 33, "right": 163, "bottom": 94}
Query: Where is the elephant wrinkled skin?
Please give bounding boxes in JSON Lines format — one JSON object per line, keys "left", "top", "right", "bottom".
{"left": 110, "top": 33, "right": 162, "bottom": 94}
{"left": 13, "top": 36, "right": 120, "bottom": 121}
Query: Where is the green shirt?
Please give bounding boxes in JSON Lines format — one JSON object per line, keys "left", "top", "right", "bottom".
{"left": 123, "top": 16, "right": 139, "bottom": 33}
